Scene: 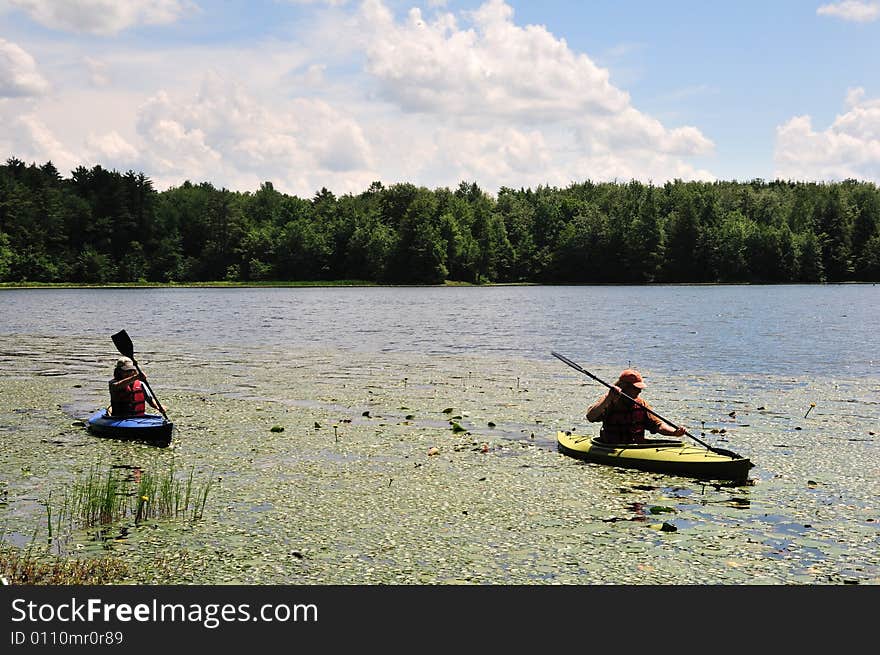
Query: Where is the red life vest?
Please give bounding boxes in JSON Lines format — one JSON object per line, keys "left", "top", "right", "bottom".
{"left": 599, "top": 398, "right": 649, "bottom": 444}
{"left": 110, "top": 379, "right": 146, "bottom": 416}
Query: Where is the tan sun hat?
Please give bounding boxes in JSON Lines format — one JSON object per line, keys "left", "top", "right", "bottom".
{"left": 115, "top": 357, "right": 136, "bottom": 372}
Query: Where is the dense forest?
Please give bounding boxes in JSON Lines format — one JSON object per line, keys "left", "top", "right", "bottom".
{"left": 1, "top": 157, "right": 878, "bottom": 284}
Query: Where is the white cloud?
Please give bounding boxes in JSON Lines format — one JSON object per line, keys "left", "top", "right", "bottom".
{"left": 0, "top": 38, "right": 49, "bottom": 97}
{"left": 1, "top": 114, "right": 77, "bottom": 169}
{"left": 360, "top": 0, "right": 630, "bottom": 120}
{"left": 133, "top": 73, "right": 375, "bottom": 192}
{"left": 774, "top": 88, "right": 880, "bottom": 182}
{"left": 428, "top": 126, "right": 551, "bottom": 184}
{"left": 290, "top": 63, "right": 327, "bottom": 88}
{"left": 285, "top": 0, "right": 350, "bottom": 6}
{"left": 86, "top": 129, "right": 140, "bottom": 163}
{"left": 576, "top": 108, "right": 713, "bottom": 157}
{"left": 8, "top": 0, "right": 196, "bottom": 35}
{"left": 84, "top": 57, "right": 111, "bottom": 87}
{"left": 352, "top": 0, "right": 713, "bottom": 187}
{"left": 816, "top": 1, "right": 880, "bottom": 22}
{"left": 0, "top": 0, "right": 717, "bottom": 195}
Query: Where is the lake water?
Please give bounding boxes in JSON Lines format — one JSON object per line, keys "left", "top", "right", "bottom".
{"left": 1, "top": 284, "right": 877, "bottom": 377}
{"left": 0, "top": 284, "right": 878, "bottom": 585}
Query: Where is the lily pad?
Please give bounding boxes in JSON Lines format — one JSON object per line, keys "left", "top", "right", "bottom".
{"left": 649, "top": 506, "right": 675, "bottom": 515}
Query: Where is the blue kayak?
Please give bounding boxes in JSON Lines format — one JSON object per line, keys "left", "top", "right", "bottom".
{"left": 86, "top": 410, "right": 173, "bottom": 446}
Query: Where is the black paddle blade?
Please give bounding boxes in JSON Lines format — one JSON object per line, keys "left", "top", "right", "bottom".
{"left": 111, "top": 330, "right": 135, "bottom": 359}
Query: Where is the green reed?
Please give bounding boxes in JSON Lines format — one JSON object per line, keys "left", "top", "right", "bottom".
{"left": 3, "top": 462, "right": 214, "bottom": 585}
{"left": 53, "top": 461, "right": 215, "bottom": 530}
{"left": 132, "top": 463, "right": 215, "bottom": 524}
{"left": 61, "top": 464, "right": 127, "bottom": 529}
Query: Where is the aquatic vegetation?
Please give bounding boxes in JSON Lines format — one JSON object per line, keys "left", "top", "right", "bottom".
{"left": 0, "top": 542, "right": 130, "bottom": 585}
{"left": 648, "top": 506, "right": 675, "bottom": 515}
{"left": 47, "top": 461, "right": 215, "bottom": 538}
{"left": 1, "top": 334, "right": 878, "bottom": 585}
{"left": 131, "top": 462, "right": 214, "bottom": 524}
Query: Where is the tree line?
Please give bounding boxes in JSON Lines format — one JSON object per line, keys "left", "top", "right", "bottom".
{"left": 1, "top": 157, "right": 878, "bottom": 285}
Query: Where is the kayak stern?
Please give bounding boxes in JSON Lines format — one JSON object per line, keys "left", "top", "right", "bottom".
{"left": 86, "top": 410, "right": 173, "bottom": 447}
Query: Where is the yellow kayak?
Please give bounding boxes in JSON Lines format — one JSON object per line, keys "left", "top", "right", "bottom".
{"left": 557, "top": 431, "right": 753, "bottom": 482}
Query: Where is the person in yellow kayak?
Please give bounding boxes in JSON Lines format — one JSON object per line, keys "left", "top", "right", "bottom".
{"left": 109, "top": 357, "right": 163, "bottom": 416}
{"left": 586, "top": 369, "right": 686, "bottom": 444}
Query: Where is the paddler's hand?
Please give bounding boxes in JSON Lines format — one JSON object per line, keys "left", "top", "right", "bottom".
{"left": 601, "top": 386, "right": 621, "bottom": 409}
{"left": 671, "top": 425, "right": 686, "bottom": 437}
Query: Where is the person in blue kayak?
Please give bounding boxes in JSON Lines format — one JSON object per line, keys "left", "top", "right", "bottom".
{"left": 109, "top": 357, "right": 163, "bottom": 416}
{"left": 586, "top": 368, "right": 686, "bottom": 444}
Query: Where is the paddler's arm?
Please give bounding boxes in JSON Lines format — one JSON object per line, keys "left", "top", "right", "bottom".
{"left": 139, "top": 375, "right": 164, "bottom": 413}
{"left": 643, "top": 401, "right": 686, "bottom": 436}
{"left": 586, "top": 386, "right": 621, "bottom": 422}
{"left": 109, "top": 371, "right": 138, "bottom": 390}
{"left": 145, "top": 393, "right": 163, "bottom": 412}
{"left": 657, "top": 423, "right": 686, "bottom": 437}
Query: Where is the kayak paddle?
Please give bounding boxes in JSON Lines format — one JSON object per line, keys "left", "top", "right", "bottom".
{"left": 112, "top": 329, "right": 169, "bottom": 422}
{"left": 551, "top": 351, "right": 732, "bottom": 456}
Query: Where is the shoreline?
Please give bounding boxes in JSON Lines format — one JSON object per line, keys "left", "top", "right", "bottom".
{"left": 0, "top": 280, "right": 875, "bottom": 290}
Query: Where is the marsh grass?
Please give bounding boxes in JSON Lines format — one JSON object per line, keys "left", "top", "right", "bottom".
{"left": 65, "top": 465, "right": 127, "bottom": 528}
{"left": 133, "top": 462, "right": 214, "bottom": 524}
{"left": 0, "top": 462, "right": 214, "bottom": 584}
{"left": 0, "top": 542, "right": 130, "bottom": 585}
{"left": 48, "top": 461, "right": 215, "bottom": 538}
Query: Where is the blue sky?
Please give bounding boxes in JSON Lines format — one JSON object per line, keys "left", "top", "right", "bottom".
{"left": 1, "top": 0, "right": 878, "bottom": 196}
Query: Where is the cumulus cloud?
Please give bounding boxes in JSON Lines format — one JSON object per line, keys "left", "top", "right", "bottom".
{"left": 576, "top": 108, "right": 713, "bottom": 157}
{"left": 774, "top": 87, "right": 880, "bottom": 182}
{"left": 360, "top": 0, "right": 630, "bottom": 120}
{"left": 0, "top": 38, "right": 49, "bottom": 97}
{"left": 133, "top": 72, "right": 375, "bottom": 192}
{"left": 426, "top": 126, "right": 551, "bottom": 185}
{"left": 8, "top": 0, "right": 196, "bottom": 35}
{"left": 86, "top": 129, "right": 140, "bottom": 163}
{"left": 125, "top": 0, "right": 715, "bottom": 192}
{"left": 816, "top": 1, "right": 880, "bottom": 22}
{"left": 0, "top": 0, "right": 717, "bottom": 195}
{"left": 1, "top": 114, "right": 77, "bottom": 169}
{"left": 351, "top": 0, "right": 713, "bottom": 187}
